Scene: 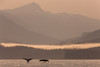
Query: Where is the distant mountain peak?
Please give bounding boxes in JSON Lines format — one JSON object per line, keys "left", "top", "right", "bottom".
{"left": 9, "top": 2, "right": 43, "bottom": 13}
{"left": 25, "top": 2, "right": 41, "bottom": 9}
{"left": 29, "top": 2, "right": 38, "bottom": 5}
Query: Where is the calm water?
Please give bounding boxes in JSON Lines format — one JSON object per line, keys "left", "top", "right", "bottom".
{"left": 0, "top": 60, "right": 100, "bottom": 67}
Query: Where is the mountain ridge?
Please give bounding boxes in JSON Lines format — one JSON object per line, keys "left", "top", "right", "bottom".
{"left": 3, "top": 2, "right": 100, "bottom": 40}
{"left": 0, "top": 45, "right": 100, "bottom": 59}
{"left": 0, "top": 11, "right": 59, "bottom": 44}
{"left": 59, "top": 29, "right": 100, "bottom": 44}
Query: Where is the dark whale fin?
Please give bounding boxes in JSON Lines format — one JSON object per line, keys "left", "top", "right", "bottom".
{"left": 23, "top": 58, "right": 33, "bottom": 63}
{"left": 39, "top": 59, "right": 49, "bottom": 63}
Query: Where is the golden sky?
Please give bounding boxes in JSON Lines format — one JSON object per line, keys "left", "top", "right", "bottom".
{"left": 0, "top": 0, "right": 100, "bottom": 19}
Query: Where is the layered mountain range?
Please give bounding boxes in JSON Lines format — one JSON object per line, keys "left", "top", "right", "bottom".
{"left": 59, "top": 29, "right": 100, "bottom": 44}
{"left": 0, "top": 2, "right": 100, "bottom": 44}
{"left": 0, "top": 11, "right": 58, "bottom": 44}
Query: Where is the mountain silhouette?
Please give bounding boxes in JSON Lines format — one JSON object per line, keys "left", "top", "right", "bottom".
{"left": 59, "top": 29, "right": 100, "bottom": 44}
{"left": 3, "top": 2, "right": 100, "bottom": 40}
{"left": 0, "top": 45, "right": 100, "bottom": 59}
{"left": 0, "top": 45, "right": 65, "bottom": 59}
{"left": 0, "top": 11, "right": 58, "bottom": 44}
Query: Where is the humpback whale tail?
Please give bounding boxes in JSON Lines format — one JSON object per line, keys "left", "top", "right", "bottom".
{"left": 23, "top": 58, "right": 33, "bottom": 63}
{"left": 39, "top": 59, "right": 49, "bottom": 63}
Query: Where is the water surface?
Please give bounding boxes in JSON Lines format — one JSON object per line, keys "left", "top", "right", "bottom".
{"left": 0, "top": 60, "right": 100, "bottom": 67}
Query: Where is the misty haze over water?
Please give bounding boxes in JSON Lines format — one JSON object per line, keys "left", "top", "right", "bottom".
{"left": 1, "top": 43, "right": 100, "bottom": 50}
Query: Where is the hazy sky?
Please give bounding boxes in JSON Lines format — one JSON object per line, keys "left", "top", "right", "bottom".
{"left": 0, "top": 0, "right": 100, "bottom": 19}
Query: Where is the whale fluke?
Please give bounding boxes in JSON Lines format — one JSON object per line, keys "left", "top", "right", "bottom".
{"left": 39, "top": 59, "right": 49, "bottom": 63}
{"left": 23, "top": 58, "right": 33, "bottom": 63}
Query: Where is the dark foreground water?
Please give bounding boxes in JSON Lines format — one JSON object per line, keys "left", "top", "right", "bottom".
{"left": 0, "top": 60, "right": 100, "bottom": 67}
